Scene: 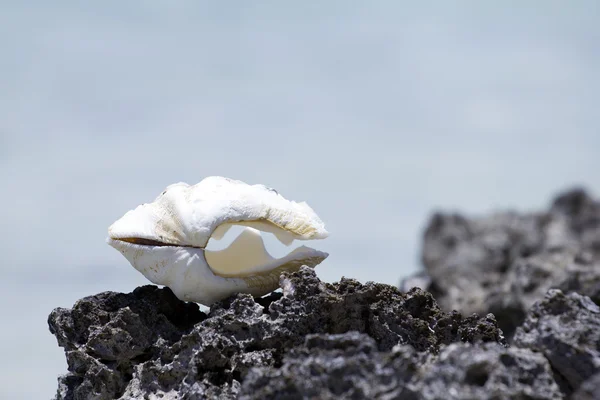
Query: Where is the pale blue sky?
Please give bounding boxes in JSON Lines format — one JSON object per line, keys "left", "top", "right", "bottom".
{"left": 1, "top": 2, "right": 599, "bottom": 398}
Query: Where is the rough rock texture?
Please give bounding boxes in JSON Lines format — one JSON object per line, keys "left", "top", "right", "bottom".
{"left": 240, "top": 334, "right": 562, "bottom": 400}
{"left": 572, "top": 373, "right": 600, "bottom": 400}
{"left": 239, "top": 332, "right": 425, "bottom": 399}
{"left": 49, "top": 189, "right": 600, "bottom": 399}
{"left": 50, "top": 267, "right": 510, "bottom": 399}
{"left": 48, "top": 286, "right": 206, "bottom": 400}
{"left": 402, "top": 188, "right": 600, "bottom": 338}
{"left": 52, "top": 265, "right": 600, "bottom": 399}
{"left": 513, "top": 289, "right": 600, "bottom": 396}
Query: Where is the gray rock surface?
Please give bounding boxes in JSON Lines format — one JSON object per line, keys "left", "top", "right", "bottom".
{"left": 402, "top": 188, "right": 600, "bottom": 338}
{"left": 52, "top": 266, "right": 600, "bottom": 399}
{"left": 48, "top": 285, "right": 206, "bottom": 400}
{"left": 513, "top": 289, "right": 600, "bottom": 396}
{"left": 572, "top": 373, "right": 600, "bottom": 400}
{"left": 409, "top": 342, "right": 563, "bottom": 400}
{"left": 240, "top": 334, "right": 562, "bottom": 400}
{"left": 50, "top": 267, "right": 507, "bottom": 399}
{"left": 49, "top": 189, "right": 600, "bottom": 399}
{"left": 239, "top": 331, "right": 425, "bottom": 400}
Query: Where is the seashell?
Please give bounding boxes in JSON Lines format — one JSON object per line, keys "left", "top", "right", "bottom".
{"left": 107, "top": 176, "right": 329, "bottom": 305}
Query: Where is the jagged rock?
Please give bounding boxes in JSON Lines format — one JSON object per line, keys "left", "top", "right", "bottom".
{"left": 402, "top": 188, "right": 600, "bottom": 338}
{"left": 240, "top": 333, "right": 562, "bottom": 400}
{"left": 49, "top": 267, "right": 506, "bottom": 399}
{"left": 239, "top": 332, "right": 424, "bottom": 400}
{"left": 49, "top": 188, "right": 600, "bottom": 399}
{"left": 410, "top": 342, "right": 563, "bottom": 400}
{"left": 513, "top": 289, "right": 600, "bottom": 396}
{"left": 48, "top": 286, "right": 205, "bottom": 400}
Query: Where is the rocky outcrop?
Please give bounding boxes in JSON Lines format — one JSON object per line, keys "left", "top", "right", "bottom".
{"left": 513, "top": 289, "right": 600, "bottom": 396}
{"left": 50, "top": 266, "right": 600, "bottom": 399}
{"left": 402, "top": 188, "right": 600, "bottom": 338}
{"left": 240, "top": 335, "right": 562, "bottom": 400}
{"left": 50, "top": 267, "right": 510, "bottom": 399}
{"left": 49, "top": 188, "right": 600, "bottom": 399}
{"left": 48, "top": 286, "right": 206, "bottom": 399}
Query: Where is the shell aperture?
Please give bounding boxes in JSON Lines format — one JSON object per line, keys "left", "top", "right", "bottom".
{"left": 107, "top": 176, "right": 329, "bottom": 305}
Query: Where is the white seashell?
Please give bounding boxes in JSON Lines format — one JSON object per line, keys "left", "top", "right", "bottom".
{"left": 107, "top": 176, "right": 329, "bottom": 305}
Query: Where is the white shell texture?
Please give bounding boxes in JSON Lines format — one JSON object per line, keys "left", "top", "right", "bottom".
{"left": 107, "top": 176, "right": 329, "bottom": 305}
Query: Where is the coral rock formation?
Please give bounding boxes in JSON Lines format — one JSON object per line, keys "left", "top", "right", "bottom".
{"left": 50, "top": 267, "right": 509, "bottom": 399}
{"left": 49, "top": 188, "right": 600, "bottom": 399}
{"left": 403, "top": 188, "right": 600, "bottom": 338}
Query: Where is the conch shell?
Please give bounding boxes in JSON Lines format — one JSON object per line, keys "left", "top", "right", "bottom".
{"left": 107, "top": 176, "right": 329, "bottom": 305}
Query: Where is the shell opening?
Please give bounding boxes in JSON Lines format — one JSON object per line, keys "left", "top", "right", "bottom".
{"left": 116, "top": 238, "right": 186, "bottom": 247}
{"left": 109, "top": 221, "right": 325, "bottom": 279}
{"left": 205, "top": 222, "right": 320, "bottom": 277}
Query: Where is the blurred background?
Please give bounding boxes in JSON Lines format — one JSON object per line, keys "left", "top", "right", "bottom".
{"left": 1, "top": 1, "right": 599, "bottom": 398}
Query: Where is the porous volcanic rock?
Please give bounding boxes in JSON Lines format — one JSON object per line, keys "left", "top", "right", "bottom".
{"left": 49, "top": 188, "right": 600, "bottom": 399}
{"left": 240, "top": 334, "right": 562, "bottom": 400}
{"left": 401, "top": 188, "right": 600, "bottom": 338}
{"left": 48, "top": 285, "right": 206, "bottom": 400}
{"left": 513, "top": 289, "right": 600, "bottom": 396}
{"left": 49, "top": 267, "right": 507, "bottom": 399}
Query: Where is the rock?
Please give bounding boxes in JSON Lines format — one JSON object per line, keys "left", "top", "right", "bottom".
{"left": 49, "top": 267, "right": 506, "bottom": 399}
{"left": 551, "top": 188, "right": 600, "bottom": 253}
{"left": 49, "top": 188, "right": 600, "bottom": 399}
{"left": 240, "top": 333, "right": 562, "bottom": 400}
{"left": 239, "top": 332, "right": 423, "bottom": 400}
{"left": 402, "top": 188, "right": 600, "bottom": 338}
{"left": 48, "top": 285, "right": 206, "bottom": 400}
{"left": 572, "top": 373, "right": 600, "bottom": 400}
{"left": 410, "top": 342, "right": 563, "bottom": 400}
{"left": 513, "top": 289, "right": 600, "bottom": 396}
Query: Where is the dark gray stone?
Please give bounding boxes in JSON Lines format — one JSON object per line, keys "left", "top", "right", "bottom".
{"left": 571, "top": 373, "right": 600, "bottom": 400}
{"left": 48, "top": 188, "right": 600, "bottom": 399}
{"left": 239, "top": 332, "right": 424, "bottom": 400}
{"left": 409, "top": 342, "right": 562, "bottom": 400}
{"left": 49, "top": 267, "right": 506, "bottom": 399}
{"left": 48, "top": 285, "right": 206, "bottom": 399}
{"left": 513, "top": 289, "right": 600, "bottom": 396}
{"left": 402, "top": 188, "right": 600, "bottom": 338}
{"left": 240, "top": 333, "right": 562, "bottom": 400}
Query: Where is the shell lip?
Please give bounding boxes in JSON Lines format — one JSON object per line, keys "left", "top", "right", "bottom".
{"left": 107, "top": 235, "right": 204, "bottom": 249}
{"left": 106, "top": 225, "right": 329, "bottom": 281}
{"left": 105, "top": 235, "right": 197, "bottom": 253}
{"left": 112, "top": 237, "right": 181, "bottom": 247}
{"left": 107, "top": 219, "right": 197, "bottom": 248}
